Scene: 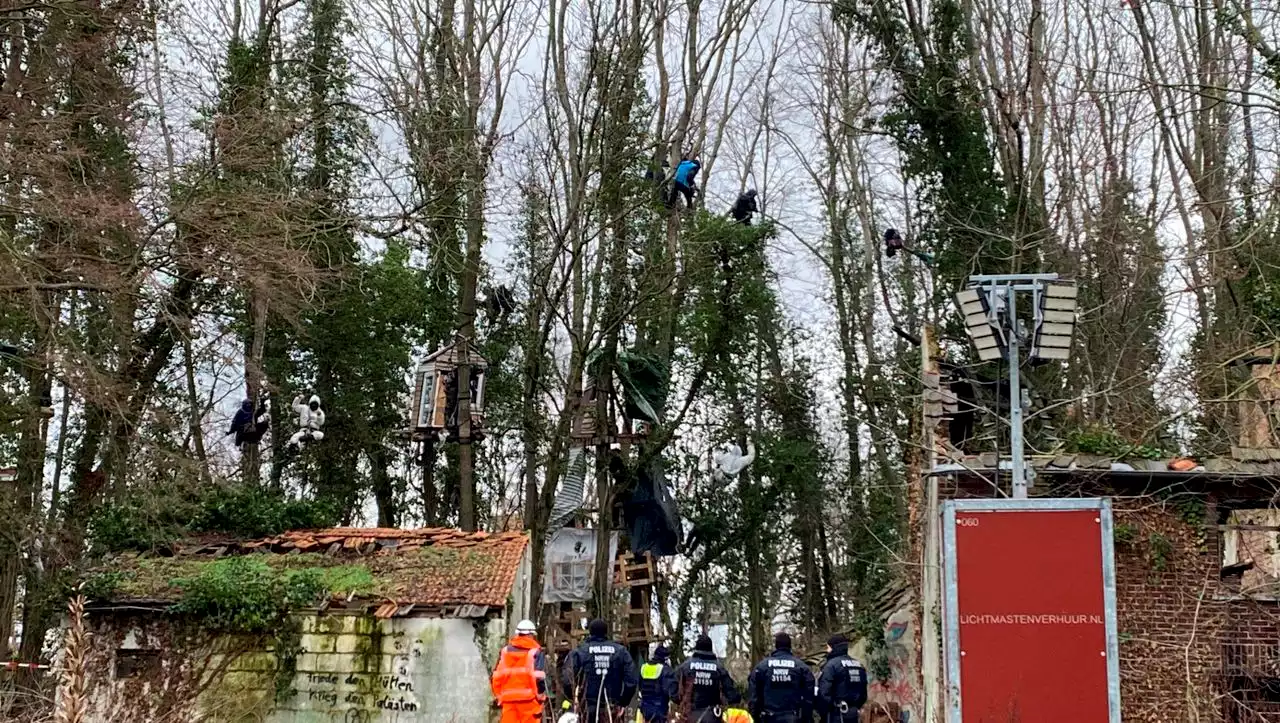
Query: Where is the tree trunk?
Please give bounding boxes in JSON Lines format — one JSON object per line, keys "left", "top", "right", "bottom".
{"left": 241, "top": 291, "right": 268, "bottom": 484}
{"left": 371, "top": 445, "right": 398, "bottom": 527}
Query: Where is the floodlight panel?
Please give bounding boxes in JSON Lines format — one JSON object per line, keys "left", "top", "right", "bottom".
{"left": 956, "top": 289, "right": 984, "bottom": 306}
{"left": 975, "top": 345, "right": 1003, "bottom": 361}
{"left": 1041, "top": 310, "right": 1075, "bottom": 323}
{"left": 1036, "top": 335, "right": 1073, "bottom": 349}
{"left": 1044, "top": 297, "right": 1077, "bottom": 312}
{"left": 971, "top": 333, "right": 1001, "bottom": 349}
{"left": 965, "top": 312, "right": 993, "bottom": 329}
{"left": 1033, "top": 346, "right": 1071, "bottom": 360}
{"left": 960, "top": 299, "right": 987, "bottom": 316}
{"left": 1040, "top": 323, "right": 1074, "bottom": 337}
{"left": 1045, "top": 283, "right": 1079, "bottom": 298}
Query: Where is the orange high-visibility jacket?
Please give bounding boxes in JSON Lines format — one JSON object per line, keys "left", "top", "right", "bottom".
{"left": 492, "top": 636, "right": 548, "bottom": 704}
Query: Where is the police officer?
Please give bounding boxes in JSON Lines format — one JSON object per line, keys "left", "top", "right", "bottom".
{"left": 815, "top": 635, "right": 867, "bottom": 723}
{"left": 675, "top": 635, "right": 741, "bottom": 723}
{"left": 638, "top": 644, "right": 678, "bottom": 723}
{"left": 562, "top": 619, "right": 640, "bottom": 723}
{"left": 748, "top": 633, "right": 814, "bottom": 723}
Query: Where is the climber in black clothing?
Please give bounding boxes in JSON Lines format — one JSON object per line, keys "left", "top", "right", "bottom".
{"left": 729, "top": 189, "right": 758, "bottom": 225}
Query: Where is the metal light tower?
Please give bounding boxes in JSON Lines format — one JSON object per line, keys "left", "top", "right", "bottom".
{"left": 955, "top": 274, "right": 1078, "bottom": 498}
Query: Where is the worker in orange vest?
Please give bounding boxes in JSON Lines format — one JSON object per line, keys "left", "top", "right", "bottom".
{"left": 492, "top": 620, "right": 549, "bottom": 723}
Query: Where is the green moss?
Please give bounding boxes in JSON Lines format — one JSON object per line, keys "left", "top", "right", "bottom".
{"left": 87, "top": 553, "right": 377, "bottom": 602}
{"left": 272, "top": 617, "right": 304, "bottom": 702}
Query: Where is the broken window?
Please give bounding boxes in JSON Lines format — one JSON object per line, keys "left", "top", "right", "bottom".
{"left": 542, "top": 528, "right": 618, "bottom": 603}
{"left": 1222, "top": 508, "right": 1280, "bottom": 599}
{"left": 114, "top": 649, "right": 160, "bottom": 679}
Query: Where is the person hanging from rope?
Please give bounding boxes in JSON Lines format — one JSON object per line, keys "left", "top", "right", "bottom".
{"left": 228, "top": 394, "right": 270, "bottom": 449}
{"left": 287, "top": 394, "right": 326, "bottom": 449}
{"left": 882, "top": 228, "right": 933, "bottom": 265}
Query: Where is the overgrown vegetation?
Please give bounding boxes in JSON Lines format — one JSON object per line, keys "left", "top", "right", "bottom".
{"left": 162, "top": 557, "right": 360, "bottom": 701}
{"left": 90, "top": 484, "right": 340, "bottom": 553}
{"left": 1113, "top": 523, "right": 1137, "bottom": 547}
{"left": 170, "top": 557, "right": 328, "bottom": 632}
{"left": 1148, "top": 533, "right": 1174, "bottom": 573}
{"left": 3, "top": 0, "right": 1279, "bottom": 700}
{"left": 1063, "top": 426, "right": 1170, "bottom": 461}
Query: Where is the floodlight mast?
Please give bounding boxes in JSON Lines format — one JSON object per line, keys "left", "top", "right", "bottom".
{"left": 956, "top": 273, "right": 1076, "bottom": 500}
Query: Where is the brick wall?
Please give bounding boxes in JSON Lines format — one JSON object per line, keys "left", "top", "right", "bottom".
{"left": 932, "top": 484, "right": 1280, "bottom": 722}
{"left": 1113, "top": 497, "right": 1280, "bottom": 723}
{"left": 1113, "top": 499, "right": 1225, "bottom": 721}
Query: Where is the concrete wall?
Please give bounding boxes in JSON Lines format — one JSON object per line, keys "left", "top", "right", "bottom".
{"left": 83, "top": 612, "right": 507, "bottom": 723}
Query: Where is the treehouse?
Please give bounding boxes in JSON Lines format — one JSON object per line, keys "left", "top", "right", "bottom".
{"left": 409, "top": 342, "right": 488, "bottom": 441}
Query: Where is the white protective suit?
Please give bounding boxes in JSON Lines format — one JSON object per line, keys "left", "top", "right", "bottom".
{"left": 288, "top": 394, "right": 326, "bottom": 448}
{"left": 713, "top": 441, "right": 756, "bottom": 481}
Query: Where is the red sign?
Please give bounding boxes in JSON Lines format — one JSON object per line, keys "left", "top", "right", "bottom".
{"left": 949, "top": 506, "right": 1112, "bottom": 721}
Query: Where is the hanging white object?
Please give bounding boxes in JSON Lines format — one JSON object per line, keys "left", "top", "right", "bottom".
{"left": 713, "top": 442, "right": 756, "bottom": 481}
{"left": 288, "top": 394, "right": 326, "bottom": 448}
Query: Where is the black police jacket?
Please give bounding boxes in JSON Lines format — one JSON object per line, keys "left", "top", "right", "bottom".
{"left": 675, "top": 650, "right": 741, "bottom": 710}
{"left": 816, "top": 648, "right": 868, "bottom": 719}
{"left": 639, "top": 660, "right": 678, "bottom": 717}
{"left": 562, "top": 636, "right": 639, "bottom": 707}
{"left": 748, "top": 650, "right": 815, "bottom": 719}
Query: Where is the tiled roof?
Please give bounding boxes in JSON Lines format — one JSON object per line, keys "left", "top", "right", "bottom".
{"left": 95, "top": 527, "right": 528, "bottom": 615}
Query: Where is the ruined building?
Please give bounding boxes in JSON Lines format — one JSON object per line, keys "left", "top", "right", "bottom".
{"left": 77, "top": 528, "right": 530, "bottom": 722}
{"left": 892, "top": 335, "right": 1280, "bottom": 722}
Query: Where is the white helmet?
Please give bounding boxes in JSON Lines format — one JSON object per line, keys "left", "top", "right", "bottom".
{"left": 516, "top": 619, "right": 537, "bottom": 635}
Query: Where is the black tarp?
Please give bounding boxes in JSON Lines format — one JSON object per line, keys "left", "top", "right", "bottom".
{"left": 587, "top": 348, "right": 670, "bottom": 424}
{"left": 615, "top": 453, "right": 682, "bottom": 557}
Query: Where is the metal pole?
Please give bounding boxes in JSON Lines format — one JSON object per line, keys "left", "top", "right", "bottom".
{"left": 1006, "top": 288, "right": 1027, "bottom": 499}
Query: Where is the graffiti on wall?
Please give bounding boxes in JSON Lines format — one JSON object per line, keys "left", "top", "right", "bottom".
{"left": 858, "top": 608, "right": 919, "bottom": 723}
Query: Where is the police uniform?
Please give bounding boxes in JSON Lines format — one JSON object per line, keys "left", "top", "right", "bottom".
{"left": 676, "top": 636, "right": 741, "bottom": 723}
{"left": 748, "top": 634, "right": 814, "bottom": 723}
{"left": 816, "top": 635, "right": 867, "bottom": 723}
{"left": 638, "top": 646, "right": 678, "bottom": 723}
{"left": 562, "top": 621, "right": 639, "bottom": 723}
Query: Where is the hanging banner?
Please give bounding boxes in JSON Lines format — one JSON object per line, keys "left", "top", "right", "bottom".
{"left": 543, "top": 528, "right": 619, "bottom": 604}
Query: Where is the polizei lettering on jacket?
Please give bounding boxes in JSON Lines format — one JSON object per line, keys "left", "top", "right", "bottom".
{"left": 768, "top": 657, "right": 797, "bottom": 682}
{"left": 589, "top": 645, "right": 614, "bottom": 676}
{"left": 690, "top": 659, "right": 717, "bottom": 684}
{"left": 840, "top": 659, "right": 865, "bottom": 683}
